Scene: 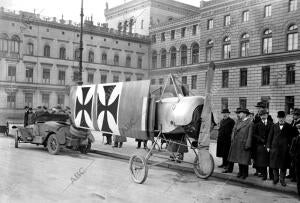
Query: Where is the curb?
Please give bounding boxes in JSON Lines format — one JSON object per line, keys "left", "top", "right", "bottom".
{"left": 90, "top": 149, "right": 297, "bottom": 196}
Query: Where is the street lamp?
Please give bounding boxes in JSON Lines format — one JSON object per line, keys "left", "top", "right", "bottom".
{"left": 78, "top": 0, "right": 84, "bottom": 85}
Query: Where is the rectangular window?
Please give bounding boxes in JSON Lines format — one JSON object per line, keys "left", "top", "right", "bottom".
{"left": 240, "top": 68, "right": 247, "bottom": 87}
{"left": 241, "top": 41, "right": 249, "bottom": 57}
{"left": 222, "top": 70, "right": 229, "bottom": 88}
{"left": 192, "top": 24, "right": 198, "bottom": 35}
{"left": 191, "top": 75, "right": 197, "bottom": 89}
{"left": 289, "top": 0, "right": 297, "bottom": 12}
{"left": 58, "top": 70, "right": 65, "bottom": 85}
{"left": 42, "top": 93, "right": 49, "bottom": 108}
{"left": 7, "top": 92, "right": 16, "bottom": 108}
{"left": 125, "top": 75, "right": 131, "bottom": 81}
{"left": 264, "top": 5, "right": 272, "bottom": 17}
{"left": 182, "top": 76, "right": 187, "bottom": 85}
{"left": 181, "top": 27, "right": 186, "bottom": 38}
{"left": 171, "top": 30, "right": 175, "bottom": 40}
{"left": 221, "top": 97, "right": 228, "bottom": 110}
{"left": 42, "top": 69, "right": 50, "bottom": 84}
{"left": 239, "top": 97, "right": 247, "bottom": 109}
{"left": 137, "top": 56, "right": 142, "bottom": 69}
{"left": 261, "top": 96, "right": 270, "bottom": 109}
{"left": 207, "top": 19, "right": 213, "bottom": 30}
{"left": 8, "top": 65, "right": 16, "bottom": 81}
{"left": 152, "top": 35, "right": 156, "bottom": 43}
{"left": 159, "top": 78, "right": 164, "bottom": 85}
{"left": 100, "top": 74, "right": 107, "bottom": 83}
{"left": 73, "top": 71, "right": 79, "bottom": 82}
{"left": 161, "top": 32, "right": 165, "bottom": 42}
{"left": 137, "top": 75, "right": 143, "bottom": 81}
{"left": 87, "top": 73, "right": 94, "bottom": 83}
{"left": 151, "top": 79, "right": 156, "bottom": 85}
{"left": 242, "top": 10, "right": 249, "bottom": 22}
{"left": 224, "top": 15, "right": 231, "bottom": 26}
{"left": 113, "top": 75, "right": 119, "bottom": 82}
{"left": 223, "top": 44, "right": 231, "bottom": 59}
{"left": 285, "top": 96, "right": 294, "bottom": 113}
{"left": 57, "top": 94, "right": 65, "bottom": 107}
{"left": 25, "top": 93, "right": 33, "bottom": 107}
{"left": 26, "top": 67, "right": 33, "bottom": 83}
{"left": 286, "top": 63, "right": 295, "bottom": 84}
{"left": 262, "top": 66, "right": 270, "bottom": 86}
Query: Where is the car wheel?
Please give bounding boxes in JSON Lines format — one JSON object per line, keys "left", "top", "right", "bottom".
{"left": 15, "top": 134, "right": 18, "bottom": 148}
{"left": 47, "top": 134, "right": 60, "bottom": 155}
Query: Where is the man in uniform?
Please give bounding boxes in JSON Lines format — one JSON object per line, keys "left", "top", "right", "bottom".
{"left": 216, "top": 109, "right": 235, "bottom": 169}
{"left": 289, "top": 123, "right": 300, "bottom": 196}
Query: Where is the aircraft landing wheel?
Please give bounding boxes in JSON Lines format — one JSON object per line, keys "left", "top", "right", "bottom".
{"left": 129, "top": 154, "right": 148, "bottom": 184}
{"left": 14, "top": 134, "right": 18, "bottom": 148}
{"left": 193, "top": 150, "right": 214, "bottom": 179}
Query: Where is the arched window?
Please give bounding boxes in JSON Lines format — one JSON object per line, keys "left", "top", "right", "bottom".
{"left": 74, "top": 48, "right": 80, "bottom": 60}
{"left": 223, "top": 37, "right": 231, "bottom": 59}
{"left": 102, "top": 53, "right": 107, "bottom": 64}
{"left": 240, "top": 33, "right": 250, "bottom": 57}
{"left": 126, "top": 55, "right": 131, "bottom": 67}
{"left": 0, "top": 33, "right": 9, "bottom": 53}
{"left": 161, "top": 49, "right": 167, "bottom": 68}
{"left": 10, "top": 35, "right": 20, "bottom": 53}
{"left": 180, "top": 45, "right": 187, "bottom": 65}
{"left": 88, "top": 51, "right": 94, "bottom": 63}
{"left": 170, "top": 47, "right": 177, "bottom": 67}
{"left": 27, "top": 42, "right": 34, "bottom": 56}
{"left": 59, "top": 47, "right": 66, "bottom": 59}
{"left": 262, "top": 29, "right": 272, "bottom": 54}
{"left": 114, "top": 54, "right": 119, "bottom": 65}
{"left": 287, "top": 24, "right": 298, "bottom": 51}
{"left": 44, "top": 44, "right": 50, "bottom": 57}
{"left": 151, "top": 51, "right": 157, "bottom": 69}
{"left": 191, "top": 43, "right": 199, "bottom": 64}
{"left": 206, "top": 39, "right": 213, "bottom": 62}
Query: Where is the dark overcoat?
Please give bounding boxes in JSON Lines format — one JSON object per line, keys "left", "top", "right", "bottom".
{"left": 267, "top": 123, "right": 293, "bottom": 169}
{"left": 252, "top": 120, "right": 272, "bottom": 167}
{"left": 216, "top": 117, "right": 235, "bottom": 158}
{"left": 228, "top": 118, "right": 253, "bottom": 165}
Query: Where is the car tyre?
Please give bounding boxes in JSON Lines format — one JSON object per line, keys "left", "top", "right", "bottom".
{"left": 47, "top": 134, "right": 60, "bottom": 155}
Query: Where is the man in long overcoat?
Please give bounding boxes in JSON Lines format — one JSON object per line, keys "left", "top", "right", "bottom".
{"left": 267, "top": 111, "right": 294, "bottom": 186}
{"left": 228, "top": 108, "right": 253, "bottom": 179}
{"left": 217, "top": 109, "right": 235, "bottom": 168}
{"left": 252, "top": 109, "right": 273, "bottom": 180}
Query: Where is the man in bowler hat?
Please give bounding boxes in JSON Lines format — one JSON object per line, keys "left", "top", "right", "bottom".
{"left": 267, "top": 111, "right": 294, "bottom": 186}
{"left": 216, "top": 109, "right": 235, "bottom": 169}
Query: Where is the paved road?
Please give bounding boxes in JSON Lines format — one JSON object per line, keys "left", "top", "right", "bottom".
{"left": 0, "top": 135, "right": 298, "bottom": 203}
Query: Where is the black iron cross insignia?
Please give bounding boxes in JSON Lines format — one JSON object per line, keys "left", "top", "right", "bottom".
{"left": 97, "top": 85, "right": 119, "bottom": 133}
{"left": 75, "top": 87, "right": 93, "bottom": 128}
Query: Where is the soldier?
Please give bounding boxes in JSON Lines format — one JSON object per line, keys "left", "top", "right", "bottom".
{"left": 24, "top": 106, "right": 29, "bottom": 127}
{"left": 252, "top": 109, "right": 273, "bottom": 180}
{"left": 227, "top": 108, "right": 253, "bottom": 179}
{"left": 267, "top": 111, "right": 294, "bottom": 186}
{"left": 289, "top": 123, "right": 300, "bottom": 196}
{"left": 216, "top": 109, "right": 235, "bottom": 169}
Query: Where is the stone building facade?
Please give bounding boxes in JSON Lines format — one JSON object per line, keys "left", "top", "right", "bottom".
{"left": 149, "top": 0, "right": 300, "bottom": 120}
{"left": 0, "top": 8, "right": 150, "bottom": 123}
{"left": 104, "top": 0, "right": 199, "bottom": 35}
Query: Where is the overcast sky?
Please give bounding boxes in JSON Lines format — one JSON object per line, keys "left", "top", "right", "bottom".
{"left": 1, "top": 0, "right": 201, "bottom": 24}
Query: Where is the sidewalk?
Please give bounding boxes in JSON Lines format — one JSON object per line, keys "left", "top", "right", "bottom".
{"left": 90, "top": 132, "right": 298, "bottom": 195}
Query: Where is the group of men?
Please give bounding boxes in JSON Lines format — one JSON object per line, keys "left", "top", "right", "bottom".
{"left": 216, "top": 102, "right": 300, "bottom": 195}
